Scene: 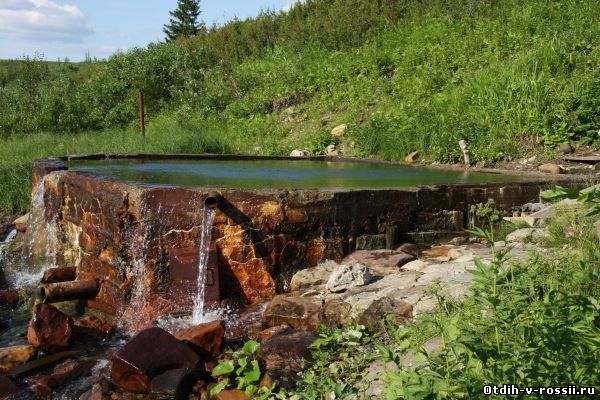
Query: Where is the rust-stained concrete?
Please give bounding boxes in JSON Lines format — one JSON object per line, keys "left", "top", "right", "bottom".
{"left": 26, "top": 154, "right": 592, "bottom": 316}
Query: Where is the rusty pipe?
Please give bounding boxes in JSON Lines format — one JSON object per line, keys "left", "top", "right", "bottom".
{"left": 39, "top": 279, "right": 100, "bottom": 303}
{"left": 41, "top": 267, "right": 77, "bottom": 284}
{"left": 204, "top": 192, "right": 222, "bottom": 210}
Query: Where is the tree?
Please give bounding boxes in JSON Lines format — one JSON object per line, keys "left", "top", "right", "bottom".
{"left": 163, "top": 0, "right": 204, "bottom": 42}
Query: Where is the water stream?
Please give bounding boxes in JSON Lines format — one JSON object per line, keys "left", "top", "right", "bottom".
{"left": 192, "top": 206, "right": 216, "bottom": 324}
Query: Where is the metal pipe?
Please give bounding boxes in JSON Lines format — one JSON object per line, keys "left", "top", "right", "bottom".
{"left": 39, "top": 280, "right": 100, "bottom": 303}
{"left": 41, "top": 267, "right": 77, "bottom": 284}
{"left": 204, "top": 192, "right": 222, "bottom": 209}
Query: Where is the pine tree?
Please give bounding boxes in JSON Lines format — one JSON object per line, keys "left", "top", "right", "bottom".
{"left": 163, "top": 0, "right": 204, "bottom": 42}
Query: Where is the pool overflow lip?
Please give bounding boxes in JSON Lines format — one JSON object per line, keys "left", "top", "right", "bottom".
{"left": 29, "top": 154, "right": 597, "bottom": 317}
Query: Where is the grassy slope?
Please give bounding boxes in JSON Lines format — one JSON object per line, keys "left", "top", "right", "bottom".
{"left": 1, "top": 0, "right": 599, "bottom": 212}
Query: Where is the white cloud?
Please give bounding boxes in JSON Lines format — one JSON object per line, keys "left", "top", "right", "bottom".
{"left": 0, "top": 0, "right": 93, "bottom": 42}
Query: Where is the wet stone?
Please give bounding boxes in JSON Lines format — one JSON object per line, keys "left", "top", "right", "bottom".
{"left": 27, "top": 303, "right": 74, "bottom": 353}
{"left": 174, "top": 320, "right": 225, "bottom": 357}
{"left": 0, "top": 345, "right": 37, "bottom": 374}
{"left": 111, "top": 327, "right": 201, "bottom": 394}
{"left": 150, "top": 368, "right": 208, "bottom": 400}
{"left": 0, "top": 374, "right": 20, "bottom": 398}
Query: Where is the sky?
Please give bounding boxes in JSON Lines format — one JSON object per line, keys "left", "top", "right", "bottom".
{"left": 0, "top": 0, "right": 296, "bottom": 61}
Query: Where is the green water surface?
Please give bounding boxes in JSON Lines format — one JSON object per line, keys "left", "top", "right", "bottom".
{"left": 68, "top": 159, "right": 524, "bottom": 189}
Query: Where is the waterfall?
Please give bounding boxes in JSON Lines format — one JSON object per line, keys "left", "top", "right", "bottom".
{"left": 192, "top": 206, "right": 216, "bottom": 324}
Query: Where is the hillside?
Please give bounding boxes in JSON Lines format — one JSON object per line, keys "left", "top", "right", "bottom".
{"left": 0, "top": 0, "right": 599, "bottom": 211}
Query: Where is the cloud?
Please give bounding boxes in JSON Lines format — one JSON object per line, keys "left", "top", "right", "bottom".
{"left": 0, "top": 0, "right": 93, "bottom": 42}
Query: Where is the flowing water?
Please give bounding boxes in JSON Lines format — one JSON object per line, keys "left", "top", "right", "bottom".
{"left": 192, "top": 206, "right": 216, "bottom": 324}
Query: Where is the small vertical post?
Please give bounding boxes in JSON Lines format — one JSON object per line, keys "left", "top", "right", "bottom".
{"left": 138, "top": 91, "right": 145, "bottom": 136}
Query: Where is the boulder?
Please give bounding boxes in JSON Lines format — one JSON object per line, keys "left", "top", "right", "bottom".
{"left": 73, "top": 314, "right": 116, "bottom": 342}
{"left": 175, "top": 320, "right": 225, "bottom": 356}
{"left": 331, "top": 123, "right": 348, "bottom": 138}
{"left": 289, "top": 149, "right": 308, "bottom": 157}
{"left": 264, "top": 295, "right": 323, "bottom": 331}
{"left": 27, "top": 303, "right": 74, "bottom": 353}
{"left": 505, "top": 228, "right": 550, "bottom": 243}
{"left": 359, "top": 297, "right": 413, "bottom": 328}
{"left": 343, "top": 250, "right": 415, "bottom": 274}
{"left": 326, "top": 263, "right": 373, "bottom": 293}
{"left": 0, "top": 345, "right": 36, "bottom": 373}
{"left": 396, "top": 243, "right": 419, "bottom": 256}
{"left": 555, "top": 143, "right": 574, "bottom": 154}
{"left": 404, "top": 151, "right": 419, "bottom": 163}
{"left": 13, "top": 214, "right": 28, "bottom": 233}
{"left": 111, "top": 327, "right": 201, "bottom": 393}
{"left": 255, "top": 324, "right": 291, "bottom": 342}
{"left": 538, "top": 163, "right": 563, "bottom": 174}
{"left": 30, "top": 359, "right": 97, "bottom": 396}
{"left": 321, "top": 298, "right": 351, "bottom": 328}
{"left": 150, "top": 367, "right": 208, "bottom": 400}
{"left": 258, "top": 329, "right": 318, "bottom": 390}
{"left": 290, "top": 262, "right": 336, "bottom": 294}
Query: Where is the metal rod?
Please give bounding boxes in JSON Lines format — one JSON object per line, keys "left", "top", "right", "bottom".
{"left": 40, "top": 280, "right": 100, "bottom": 303}
{"left": 138, "top": 91, "right": 145, "bottom": 136}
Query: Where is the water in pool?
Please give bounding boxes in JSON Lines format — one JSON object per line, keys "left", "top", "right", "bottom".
{"left": 68, "top": 159, "right": 524, "bottom": 189}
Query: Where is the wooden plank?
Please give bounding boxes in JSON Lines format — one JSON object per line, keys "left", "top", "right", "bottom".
{"left": 562, "top": 155, "right": 600, "bottom": 163}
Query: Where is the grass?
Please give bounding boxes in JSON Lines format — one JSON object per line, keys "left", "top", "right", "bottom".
{"left": 1, "top": 0, "right": 599, "bottom": 212}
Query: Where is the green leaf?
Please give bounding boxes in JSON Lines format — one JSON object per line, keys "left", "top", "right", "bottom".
{"left": 209, "top": 378, "right": 229, "bottom": 396}
{"left": 212, "top": 360, "right": 235, "bottom": 377}
{"left": 242, "top": 340, "right": 260, "bottom": 355}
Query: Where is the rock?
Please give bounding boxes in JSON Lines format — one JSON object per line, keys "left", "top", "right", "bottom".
{"left": 343, "top": 250, "right": 415, "bottom": 274}
{"left": 404, "top": 151, "right": 419, "bottom": 163}
{"left": 175, "top": 320, "right": 225, "bottom": 356}
{"left": 27, "top": 303, "right": 74, "bottom": 353}
{"left": 13, "top": 214, "right": 28, "bottom": 233}
{"left": 448, "top": 236, "right": 467, "bottom": 246}
{"left": 401, "top": 259, "right": 429, "bottom": 271}
{"left": 555, "top": 143, "right": 574, "bottom": 154}
{"left": 290, "top": 262, "right": 336, "bottom": 294}
{"left": 325, "top": 144, "right": 337, "bottom": 155}
{"left": 321, "top": 298, "right": 350, "bottom": 328}
{"left": 355, "top": 234, "right": 386, "bottom": 250}
{"left": 215, "top": 389, "right": 251, "bottom": 400}
{"left": 150, "top": 368, "right": 207, "bottom": 400}
{"left": 73, "top": 314, "right": 116, "bottom": 342}
{"left": 0, "top": 345, "right": 36, "bottom": 374}
{"left": 421, "top": 245, "right": 452, "bottom": 259}
{"left": 289, "top": 149, "right": 308, "bottom": 157}
{"left": 538, "top": 163, "right": 563, "bottom": 174}
{"left": 358, "top": 297, "right": 413, "bottom": 328}
{"left": 31, "top": 359, "right": 97, "bottom": 395}
{"left": 505, "top": 228, "right": 550, "bottom": 243}
{"left": 264, "top": 295, "right": 323, "bottom": 331}
{"left": 255, "top": 324, "right": 291, "bottom": 342}
{"left": 0, "top": 289, "right": 23, "bottom": 309}
{"left": 326, "top": 263, "right": 373, "bottom": 293}
{"left": 363, "top": 359, "right": 399, "bottom": 398}
{"left": 397, "top": 243, "right": 419, "bottom": 256}
{"left": 258, "top": 329, "right": 318, "bottom": 390}
{"left": 9, "top": 350, "right": 80, "bottom": 379}
{"left": 0, "top": 374, "right": 20, "bottom": 398}
{"left": 331, "top": 124, "right": 348, "bottom": 138}
{"left": 111, "top": 327, "right": 201, "bottom": 393}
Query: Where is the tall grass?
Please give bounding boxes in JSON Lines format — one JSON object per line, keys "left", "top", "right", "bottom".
{"left": 1, "top": 0, "right": 599, "bottom": 211}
